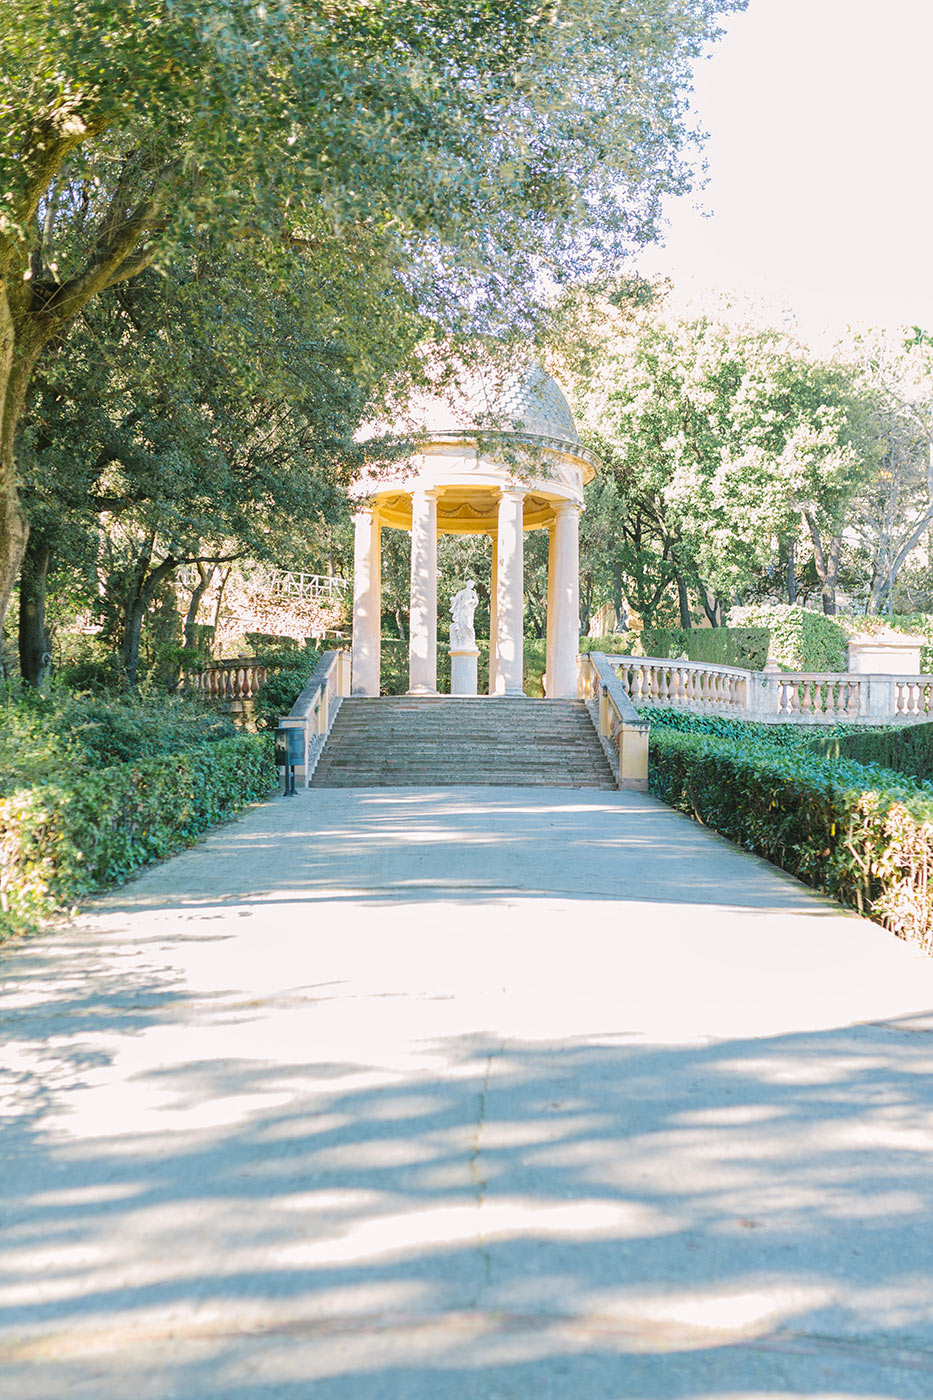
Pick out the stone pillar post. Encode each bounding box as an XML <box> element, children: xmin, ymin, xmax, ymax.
<box><xmin>488</xmin><ymin>532</ymin><xmax>498</xmax><ymax>696</ymax></box>
<box><xmin>408</xmin><ymin>487</ymin><xmax>438</xmax><ymax>695</ymax></box>
<box><xmin>351</xmin><ymin>507</ymin><xmax>381</xmax><ymax>696</ymax></box>
<box><xmin>495</xmin><ymin>488</ymin><xmax>525</xmax><ymax>696</ymax></box>
<box><xmin>545</xmin><ymin>523</ymin><xmax>557</xmax><ymax>695</ymax></box>
<box><xmin>548</xmin><ymin>501</ymin><xmax>581</xmax><ymax>699</ymax></box>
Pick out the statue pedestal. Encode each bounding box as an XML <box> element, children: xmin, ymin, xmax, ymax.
<box><xmin>450</xmin><ymin>647</ymin><xmax>479</xmax><ymax>696</ymax></box>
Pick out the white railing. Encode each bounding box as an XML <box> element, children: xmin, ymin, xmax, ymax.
<box><xmin>268</xmin><ymin>570</ymin><xmax>351</xmax><ymax>601</ymax></box>
<box><xmin>611</xmin><ymin>656</ymin><xmax>749</xmax><ymax>712</ymax></box>
<box><xmin>578</xmin><ymin>654</ymin><xmax>650</xmax><ymax>789</ymax></box>
<box><xmin>597</xmin><ymin>654</ymin><xmax>933</xmax><ymax>725</ymax></box>
<box><xmin>278</xmin><ymin>650</ymin><xmax>352</xmax><ymax>786</ymax></box>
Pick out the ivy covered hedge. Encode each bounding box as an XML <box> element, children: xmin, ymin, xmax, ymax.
<box><xmin>729</xmin><ymin>604</ymin><xmax>848</xmax><ymax>671</ymax></box>
<box><xmin>641</xmin><ymin>626</ymin><xmax>770</xmax><ymax>670</ymax></box>
<box><xmin>648</xmin><ymin>710</ymin><xmax>933</xmax><ymax>950</ymax></box>
<box><xmin>0</xmin><ymin>735</ymin><xmax>275</xmax><ymax>936</ymax></box>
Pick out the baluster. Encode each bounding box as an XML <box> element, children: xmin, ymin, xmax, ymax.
<box><xmin>649</xmin><ymin>665</ymin><xmax>660</xmax><ymax>702</ymax></box>
<box><xmin>657</xmin><ymin>667</ymin><xmax>669</xmax><ymax>703</ymax></box>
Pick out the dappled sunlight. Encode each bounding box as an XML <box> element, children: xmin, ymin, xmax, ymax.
<box><xmin>4</xmin><ymin>789</ymin><xmax>933</xmax><ymax>1395</ymax></box>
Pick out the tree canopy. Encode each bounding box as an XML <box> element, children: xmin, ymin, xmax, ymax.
<box><xmin>0</xmin><ymin>0</ymin><xmax>744</xmax><ymax>632</ymax></box>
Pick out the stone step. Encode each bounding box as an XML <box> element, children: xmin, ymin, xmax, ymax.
<box><xmin>311</xmin><ymin>696</ymin><xmax>614</xmax><ymax>789</ymax></box>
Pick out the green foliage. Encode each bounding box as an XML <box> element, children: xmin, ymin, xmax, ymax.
<box><xmin>649</xmin><ymin>723</ymin><xmax>933</xmax><ymax>951</ymax></box>
<box><xmin>730</xmin><ymin>604</ymin><xmax>848</xmax><ymax>671</ymax></box>
<box><xmin>578</xmin><ymin>299</ymin><xmax>872</xmax><ymax>624</ymax></box>
<box><xmin>641</xmin><ymin>626</ymin><xmax>770</xmax><ymax>670</ymax></box>
<box><xmin>809</xmin><ymin>723</ymin><xmax>933</xmax><ymax>783</ymax></box>
<box><xmin>584</xmin><ymin>632</ymin><xmax>640</xmax><ymax>654</ymax></box>
<box><xmin>643</xmin><ymin>707</ymin><xmax>813</xmax><ymax>746</ymax></box>
<box><xmin>0</xmin><ymin>683</ymin><xmax>236</xmax><ymax>797</ymax></box>
<box><xmin>251</xmin><ymin>643</ymin><xmax>321</xmax><ymax>729</ymax></box>
<box><xmin>0</xmin><ymin>735</ymin><xmax>274</xmax><ymax>936</ymax></box>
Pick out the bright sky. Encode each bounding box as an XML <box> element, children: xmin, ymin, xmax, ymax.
<box><xmin>635</xmin><ymin>0</ymin><xmax>933</xmax><ymax>340</ymax></box>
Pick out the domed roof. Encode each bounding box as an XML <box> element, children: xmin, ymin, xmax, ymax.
<box><xmin>387</xmin><ymin>362</ymin><xmax>582</xmax><ymax>446</ymax></box>
<box><xmin>464</xmin><ymin>363</ymin><xmax>581</xmax><ymax>444</ymax></box>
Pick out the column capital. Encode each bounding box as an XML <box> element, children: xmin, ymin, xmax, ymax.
<box><xmin>411</xmin><ymin>484</ymin><xmax>440</xmax><ymax>501</ymax></box>
<box><xmin>498</xmin><ymin>485</ymin><xmax>527</xmax><ymax>501</ymax></box>
<box><xmin>553</xmin><ymin>498</ymin><xmax>582</xmax><ymax>517</ymax></box>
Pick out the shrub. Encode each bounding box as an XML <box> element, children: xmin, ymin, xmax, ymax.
<box><xmin>809</xmin><ymin>723</ymin><xmax>933</xmax><ymax>783</ymax></box>
<box><xmin>729</xmin><ymin>604</ymin><xmax>848</xmax><ymax>671</ymax></box>
<box><xmin>0</xmin><ymin>734</ymin><xmax>275</xmax><ymax>935</ymax></box>
<box><xmin>641</xmin><ymin>627</ymin><xmax>770</xmax><ymax>670</ymax></box>
<box><xmin>649</xmin><ymin>725</ymin><xmax>933</xmax><ymax>950</ymax></box>
<box><xmin>0</xmin><ymin>684</ymin><xmax>237</xmax><ymax>797</ymax></box>
<box><xmin>252</xmin><ymin>644</ymin><xmax>321</xmax><ymax>728</ymax></box>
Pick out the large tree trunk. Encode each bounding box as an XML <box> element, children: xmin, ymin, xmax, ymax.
<box><xmin>700</xmin><ymin>585</ymin><xmax>722</xmax><ymax>627</ymax></box>
<box><xmin>783</xmin><ymin>536</ymin><xmax>797</xmax><ymax>604</ymax></box>
<box><xmin>120</xmin><ymin>546</ymin><xmax>177</xmax><ymax>686</ymax></box>
<box><xmin>804</xmin><ymin>512</ymin><xmax>841</xmax><ymax>616</ymax></box>
<box><xmin>211</xmin><ymin>565</ymin><xmax>232</xmax><ymax>641</ymax></box>
<box><xmin>182</xmin><ymin>562</ymin><xmax>214</xmax><ymax>649</ymax></box>
<box><xmin>675</xmin><ymin>573</ymin><xmax>691</xmax><ymax>629</ymax></box>
<box><xmin>0</xmin><ymin>128</ymin><xmax>164</xmax><ymax>635</ymax></box>
<box><xmin>18</xmin><ymin>532</ymin><xmax>51</xmax><ymax>686</ymax></box>
<box><xmin>0</xmin><ymin>299</ymin><xmax>36</xmax><ymax>633</ymax></box>
<box><xmin>611</xmin><ymin>561</ymin><xmax>626</xmax><ymax>631</ymax></box>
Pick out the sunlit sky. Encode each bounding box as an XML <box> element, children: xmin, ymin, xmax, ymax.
<box><xmin>635</xmin><ymin>0</ymin><xmax>933</xmax><ymax>340</ymax></box>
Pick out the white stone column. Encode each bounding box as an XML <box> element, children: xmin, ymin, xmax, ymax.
<box><xmin>351</xmin><ymin>507</ymin><xmax>381</xmax><ymax>696</ymax></box>
<box><xmin>495</xmin><ymin>488</ymin><xmax>525</xmax><ymax>696</ymax></box>
<box><xmin>488</xmin><ymin>532</ymin><xmax>498</xmax><ymax>696</ymax></box>
<box><xmin>545</xmin><ymin>523</ymin><xmax>557</xmax><ymax>695</ymax></box>
<box><xmin>408</xmin><ymin>487</ymin><xmax>438</xmax><ymax>695</ymax></box>
<box><xmin>548</xmin><ymin>501</ymin><xmax>581</xmax><ymax>699</ymax></box>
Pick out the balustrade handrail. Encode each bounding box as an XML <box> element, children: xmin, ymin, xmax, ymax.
<box><xmin>278</xmin><ymin>649</ymin><xmax>352</xmax><ymax>786</ymax></box>
<box><xmin>589</xmin><ymin>653</ymin><xmax>643</xmax><ymax>725</ymax></box>
<box><xmin>608</xmin><ymin>652</ymin><xmax>755</xmax><ymax>680</ymax></box>
<box><xmin>590</xmin><ymin>652</ymin><xmax>933</xmax><ymax>724</ymax></box>
<box><xmin>578</xmin><ymin>653</ymin><xmax>650</xmax><ymax>790</ymax></box>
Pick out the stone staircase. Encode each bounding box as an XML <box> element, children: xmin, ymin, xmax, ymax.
<box><xmin>311</xmin><ymin>697</ymin><xmax>616</xmax><ymax>788</ymax></box>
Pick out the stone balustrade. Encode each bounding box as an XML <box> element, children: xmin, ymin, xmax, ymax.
<box><xmin>578</xmin><ymin>653</ymin><xmax>650</xmax><ymax>789</ymax></box>
<box><xmin>183</xmin><ymin>660</ymin><xmax>269</xmax><ymax>701</ymax></box>
<box><xmin>277</xmin><ymin>650</ymin><xmax>352</xmax><ymax>786</ymax></box>
<box><xmin>595</xmin><ymin>653</ymin><xmax>933</xmax><ymax>725</ymax></box>
<box><xmin>610</xmin><ymin>656</ymin><xmax>749</xmax><ymax>712</ymax></box>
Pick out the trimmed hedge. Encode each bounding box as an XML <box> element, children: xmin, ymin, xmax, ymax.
<box><xmin>729</xmin><ymin>604</ymin><xmax>848</xmax><ymax>671</ymax></box>
<box><xmin>0</xmin><ymin>735</ymin><xmax>275</xmax><ymax>936</ymax></box>
<box><xmin>641</xmin><ymin>626</ymin><xmax>770</xmax><ymax>670</ymax></box>
<box><xmin>649</xmin><ymin>723</ymin><xmax>933</xmax><ymax>950</ymax></box>
<box><xmin>809</xmin><ymin>723</ymin><xmax>933</xmax><ymax>783</ymax></box>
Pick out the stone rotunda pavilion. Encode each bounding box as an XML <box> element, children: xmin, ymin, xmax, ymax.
<box><xmin>350</xmin><ymin>363</ymin><xmax>599</xmax><ymax>699</ymax></box>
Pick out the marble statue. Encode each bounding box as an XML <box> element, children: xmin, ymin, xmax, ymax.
<box><xmin>449</xmin><ymin>580</ymin><xmax>479</xmax><ymax>650</ymax></box>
